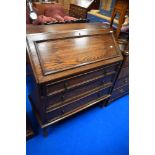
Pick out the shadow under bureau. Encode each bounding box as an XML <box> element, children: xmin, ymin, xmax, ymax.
<box><xmin>26</xmin><ymin>23</ymin><xmax>123</xmax><ymax>136</ymax></box>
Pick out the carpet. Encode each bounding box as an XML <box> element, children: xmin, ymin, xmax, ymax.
<box><xmin>26</xmin><ymin>76</ymin><xmax>129</xmax><ymax>155</ymax></box>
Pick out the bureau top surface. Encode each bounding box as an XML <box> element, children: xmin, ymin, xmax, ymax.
<box><xmin>27</xmin><ymin>24</ymin><xmax>122</xmax><ymax>84</ymax></box>
<box><xmin>26</xmin><ymin>23</ymin><xmax>111</xmax><ymax>34</ymax></box>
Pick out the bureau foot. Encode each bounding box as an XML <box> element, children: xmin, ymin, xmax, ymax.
<box><xmin>43</xmin><ymin>127</ymin><xmax>49</xmax><ymax>137</ymax></box>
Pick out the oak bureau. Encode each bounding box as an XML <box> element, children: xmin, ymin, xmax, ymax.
<box><xmin>26</xmin><ymin>23</ymin><xmax>123</xmax><ymax>136</ymax></box>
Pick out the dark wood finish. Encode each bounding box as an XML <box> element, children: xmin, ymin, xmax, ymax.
<box><xmin>108</xmin><ymin>84</ymin><xmax>129</xmax><ymax>102</ymax></box>
<box><xmin>26</xmin><ymin>23</ymin><xmax>123</xmax><ymax>135</ymax></box>
<box><xmin>26</xmin><ymin>114</ymin><xmax>34</xmax><ymax>140</ymax></box>
<box><xmin>114</xmin><ymin>76</ymin><xmax>128</xmax><ymax>88</ymax></box>
<box><xmin>27</xmin><ymin>29</ymin><xmax>121</xmax><ymax>83</ymax></box>
<box><xmin>110</xmin><ymin>0</ymin><xmax>129</xmax><ymax>39</ymax></box>
<box><xmin>108</xmin><ymin>49</ymin><xmax>129</xmax><ymax>103</ymax></box>
<box><xmin>27</xmin><ymin>23</ymin><xmax>112</xmax><ymax>34</ymax></box>
<box><xmin>69</xmin><ymin>0</ymin><xmax>100</xmax><ymax>18</ymax></box>
<box><xmin>26</xmin><ymin>23</ymin><xmax>105</xmax><ymax>76</ymax></box>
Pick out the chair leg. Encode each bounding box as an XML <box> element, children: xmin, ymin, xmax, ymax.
<box><xmin>110</xmin><ymin>9</ymin><xmax>117</xmax><ymax>27</ymax></box>
<box><xmin>116</xmin><ymin>10</ymin><xmax>127</xmax><ymax>38</ymax></box>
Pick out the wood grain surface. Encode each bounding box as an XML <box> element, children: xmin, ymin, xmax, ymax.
<box><xmin>26</xmin><ymin>23</ymin><xmax>123</xmax><ymax>131</ymax></box>
<box><xmin>27</xmin><ymin>26</ymin><xmax>122</xmax><ymax>83</ymax></box>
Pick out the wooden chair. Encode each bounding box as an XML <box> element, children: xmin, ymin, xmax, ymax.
<box><xmin>110</xmin><ymin>0</ymin><xmax>129</xmax><ymax>39</ymax></box>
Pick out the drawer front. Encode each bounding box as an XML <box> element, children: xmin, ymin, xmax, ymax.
<box><xmin>61</xmin><ymin>87</ymin><xmax>110</xmax><ymax>115</ymax></box>
<box><xmin>45</xmin><ymin>63</ymin><xmax>119</xmax><ymax>96</ymax></box>
<box><xmin>109</xmin><ymin>85</ymin><xmax>129</xmax><ymax>102</ymax></box>
<box><xmin>46</xmin><ymin>86</ymin><xmax>111</xmax><ymax>121</ymax></box>
<box><xmin>114</xmin><ymin>77</ymin><xmax>129</xmax><ymax>88</ymax></box>
<box><xmin>46</xmin><ymin>73</ymin><xmax>114</xmax><ymax>109</ymax></box>
<box><xmin>46</xmin><ymin>108</ymin><xmax>62</xmax><ymax>122</ymax></box>
<box><xmin>118</xmin><ymin>67</ymin><xmax>129</xmax><ymax>79</ymax></box>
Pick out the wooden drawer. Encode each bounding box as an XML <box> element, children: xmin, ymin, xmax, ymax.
<box><xmin>45</xmin><ymin>63</ymin><xmax>119</xmax><ymax>96</ymax></box>
<box><xmin>109</xmin><ymin>84</ymin><xmax>129</xmax><ymax>102</ymax></box>
<box><xmin>114</xmin><ymin>77</ymin><xmax>129</xmax><ymax>88</ymax></box>
<box><xmin>118</xmin><ymin>67</ymin><xmax>129</xmax><ymax>79</ymax></box>
<box><xmin>46</xmin><ymin>85</ymin><xmax>111</xmax><ymax>121</ymax></box>
<box><xmin>46</xmin><ymin>73</ymin><xmax>114</xmax><ymax>109</ymax></box>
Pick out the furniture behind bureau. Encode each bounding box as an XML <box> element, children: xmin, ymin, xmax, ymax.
<box><xmin>87</xmin><ymin>0</ymin><xmax>118</xmax><ymax>24</ymax></box>
<box><xmin>26</xmin><ymin>23</ymin><xmax>123</xmax><ymax>136</ymax></box>
<box><xmin>108</xmin><ymin>49</ymin><xmax>129</xmax><ymax>103</ymax></box>
<box><xmin>110</xmin><ymin>0</ymin><xmax>129</xmax><ymax>38</ymax></box>
<box><xmin>108</xmin><ymin>0</ymin><xmax>129</xmax><ymax>102</ymax></box>
<box><xmin>69</xmin><ymin>0</ymin><xmax>100</xmax><ymax>18</ymax></box>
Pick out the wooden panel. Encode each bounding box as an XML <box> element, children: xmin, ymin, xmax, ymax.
<box><xmin>114</xmin><ymin>76</ymin><xmax>128</xmax><ymax>88</ymax></box>
<box><xmin>109</xmin><ymin>84</ymin><xmax>129</xmax><ymax>102</ymax></box>
<box><xmin>26</xmin><ymin>23</ymin><xmax>123</xmax><ymax>132</ymax></box>
<box><xmin>30</xmin><ymin>31</ymin><xmax>118</xmax><ymax>75</ymax></box>
<box><xmin>122</xmin><ymin>54</ymin><xmax>129</xmax><ymax>68</ymax></box>
<box><xmin>27</xmin><ymin>28</ymin><xmax>122</xmax><ymax>83</ymax></box>
<box><xmin>26</xmin><ymin>23</ymin><xmax>111</xmax><ymax>34</ymax></box>
<box><xmin>108</xmin><ymin>49</ymin><xmax>129</xmax><ymax>103</ymax></box>
<box><xmin>62</xmin><ymin>86</ymin><xmax>110</xmax><ymax>113</ymax></box>
<box><xmin>45</xmin><ymin>63</ymin><xmax>118</xmax><ymax>96</ymax></box>
<box><xmin>118</xmin><ymin>67</ymin><xmax>129</xmax><ymax>79</ymax></box>
<box><xmin>46</xmin><ymin>77</ymin><xmax>113</xmax><ymax>109</ymax></box>
<box><xmin>46</xmin><ymin>85</ymin><xmax>111</xmax><ymax>122</ymax></box>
